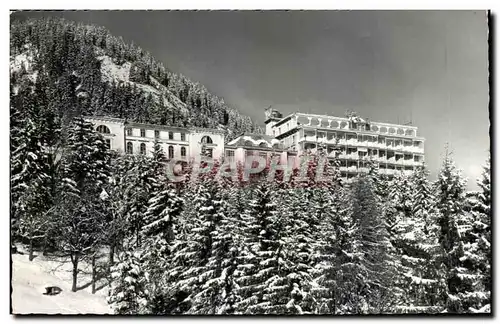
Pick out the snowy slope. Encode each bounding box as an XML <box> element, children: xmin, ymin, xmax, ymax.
<box><xmin>97</xmin><ymin>55</ymin><xmax>132</xmax><ymax>84</ymax></box>
<box><xmin>11</xmin><ymin>253</ymin><xmax>111</xmax><ymax>314</ymax></box>
<box><xmin>97</xmin><ymin>54</ymin><xmax>190</xmax><ymax>114</ymax></box>
<box><xmin>10</xmin><ymin>45</ymin><xmax>39</xmax><ymax>94</ymax></box>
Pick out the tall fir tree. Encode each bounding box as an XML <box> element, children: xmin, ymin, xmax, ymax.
<box><xmin>434</xmin><ymin>149</ymin><xmax>486</xmax><ymax>313</ymax></box>
<box><xmin>53</xmin><ymin>116</ymin><xmax>111</xmax><ymax>292</ymax></box>
<box><xmin>108</xmin><ymin>250</ymin><xmax>150</xmax><ymax>314</ymax></box>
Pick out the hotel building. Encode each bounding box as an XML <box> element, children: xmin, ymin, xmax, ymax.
<box><xmin>264</xmin><ymin>107</ymin><xmax>425</xmax><ymax>179</ymax></box>
<box><xmin>86</xmin><ymin>107</ymin><xmax>425</xmax><ymax>180</ymax></box>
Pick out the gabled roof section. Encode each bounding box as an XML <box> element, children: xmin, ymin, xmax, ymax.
<box><xmin>84</xmin><ymin>115</ymin><xmax>126</xmax><ymax>124</ymax></box>
<box><xmin>227</xmin><ymin>133</ymin><xmax>282</xmax><ymax>148</ymax></box>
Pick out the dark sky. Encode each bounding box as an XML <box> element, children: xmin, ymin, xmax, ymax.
<box><xmin>12</xmin><ymin>10</ymin><xmax>490</xmax><ymax>189</ymax></box>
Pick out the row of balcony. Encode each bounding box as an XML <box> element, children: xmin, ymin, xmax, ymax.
<box><xmin>299</xmin><ymin>136</ymin><xmax>424</xmax><ymax>153</ymax></box>
<box><xmin>320</xmin><ymin>151</ymin><xmax>423</xmax><ymax>165</ymax></box>
<box><xmin>338</xmin><ymin>166</ymin><xmax>414</xmax><ymax>176</ymax></box>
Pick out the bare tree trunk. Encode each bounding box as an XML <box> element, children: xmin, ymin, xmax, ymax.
<box><xmin>28</xmin><ymin>237</ymin><xmax>34</xmax><ymax>261</ymax></box>
<box><xmin>91</xmin><ymin>253</ymin><xmax>97</xmax><ymax>294</ymax></box>
<box><xmin>71</xmin><ymin>253</ymin><xmax>79</xmax><ymax>292</ymax></box>
<box><xmin>109</xmin><ymin>243</ymin><xmax>115</xmax><ymax>266</ymax></box>
<box><xmin>42</xmin><ymin>231</ymin><xmax>50</xmax><ymax>256</ymax></box>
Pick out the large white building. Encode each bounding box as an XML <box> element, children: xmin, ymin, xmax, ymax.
<box><xmin>263</xmin><ymin>107</ymin><xmax>425</xmax><ymax>179</ymax></box>
<box><xmin>87</xmin><ymin>108</ymin><xmax>425</xmax><ymax>180</ymax></box>
<box><xmin>85</xmin><ymin>116</ymin><xmax>225</xmax><ymax>161</ymax></box>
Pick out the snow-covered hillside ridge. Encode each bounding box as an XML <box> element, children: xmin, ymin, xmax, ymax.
<box><xmin>10</xmin><ymin>18</ymin><xmax>261</xmax><ymax>140</ymax></box>
<box><xmin>11</xmin><ymin>252</ymin><xmax>111</xmax><ymax>314</ymax></box>
<box><xmin>97</xmin><ymin>54</ymin><xmax>190</xmax><ymax>115</ymax></box>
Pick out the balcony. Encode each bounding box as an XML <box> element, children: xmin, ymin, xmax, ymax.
<box><xmin>298</xmin><ymin>134</ymin><xmax>424</xmax><ymax>155</ymax></box>
<box><xmin>338</xmin><ymin>153</ymin><xmax>359</xmax><ymax>160</ymax></box>
<box><xmin>347</xmin><ymin>165</ymin><xmax>358</xmax><ymax>172</ymax></box>
<box><xmin>379</xmin><ymin>168</ymin><xmax>396</xmax><ymax>175</ymax></box>
<box><xmin>299</xmin><ymin>136</ymin><xmax>317</xmax><ymax>143</ymax></box>
<box><xmin>385</xmin><ymin>145</ymin><xmax>424</xmax><ymax>154</ymax></box>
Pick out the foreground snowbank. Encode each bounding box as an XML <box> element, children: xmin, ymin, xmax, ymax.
<box><xmin>11</xmin><ymin>253</ymin><xmax>111</xmax><ymax>314</ymax></box>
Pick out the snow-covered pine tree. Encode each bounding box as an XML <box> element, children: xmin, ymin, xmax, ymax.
<box><xmin>385</xmin><ymin>171</ymin><xmax>413</xmax><ymax>239</ymax></box>
<box><xmin>10</xmin><ymin>84</ymin><xmax>59</xmax><ymax>249</ymax></box>
<box><xmin>318</xmin><ymin>182</ymin><xmax>363</xmax><ymax>314</ymax></box>
<box><xmin>434</xmin><ymin>149</ymin><xmax>486</xmax><ymax>313</ymax></box>
<box><xmin>108</xmin><ymin>249</ymin><xmax>150</xmax><ymax>314</ymax></box>
<box><xmin>188</xmin><ymin>175</ymin><xmax>242</xmax><ymax>314</ymax></box>
<box><xmin>384</xmin><ymin>171</ymin><xmax>415</xmax><ymax>309</ymax></box>
<box><xmin>347</xmin><ymin>176</ymin><xmax>396</xmax><ymax>314</ymax></box>
<box><xmin>465</xmin><ymin>154</ymin><xmax>491</xmax><ymax>313</ymax></box>
<box><xmin>393</xmin><ymin>165</ymin><xmax>443</xmax><ymax>314</ymax></box>
<box><xmin>310</xmin><ymin>183</ymin><xmax>350</xmax><ymax>314</ymax></box>
<box><xmin>140</xmin><ymin>182</ymin><xmax>183</xmax><ymax>312</ymax></box>
<box><xmin>150</xmin><ymin>139</ymin><xmax>167</xmax><ymax>188</ymax></box>
<box><xmin>105</xmin><ymin>154</ymin><xmax>143</xmax><ymax>266</ymax></box>
<box><xmin>166</xmin><ymin>177</ymin><xmax>226</xmax><ymax>314</ymax></box>
<box><xmin>367</xmin><ymin>159</ymin><xmax>390</xmax><ymax>207</ymax></box>
<box><xmin>475</xmin><ymin>153</ymin><xmax>491</xmax><ymax>216</ymax></box>
<box><xmin>120</xmin><ymin>154</ymin><xmax>159</xmax><ymax>248</ymax></box>
<box><xmin>309</xmin><ymin>151</ymin><xmax>343</xmax><ymax>312</ymax></box>
<box><xmin>141</xmin><ymin>183</ymin><xmax>183</xmax><ymax>259</ymax></box>
<box><xmin>52</xmin><ymin>116</ymin><xmax>111</xmax><ymax>292</ymax></box>
<box><xmin>235</xmin><ymin>181</ymin><xmax>304</xmax><ymax>315</ymax></box>
<box><xmin>16</xmin><ymin>178</ymin><xmax>52</xmax><ymax>261</ymax></box>
<box><xmin>278</xmin><ymin>187</ymin><xmax>316</xmax><ymax>314</ymax></box>
<box><xmin>11</xmin><ymin>116</ymin><xmax>51</xmax><ymax>258</ymax></box>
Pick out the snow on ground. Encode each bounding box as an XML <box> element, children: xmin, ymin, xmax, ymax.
<box><xmin>11</xmin><ymin>250</ymin><xmax>111</xmax><ymax>314</ymax></box>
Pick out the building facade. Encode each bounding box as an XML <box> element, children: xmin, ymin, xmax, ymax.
<box><xmin>225</xmin><ymin>133</ymin><xmax>293</xmax><ymax>166</ymax></box>
<box><xmin>87</xmin><ymin>108</ymin><xmax>425</xmax><ymax>180</ymax></box>
<box><xmin>264</xmin><ymin>107</ymin><xmax>425</xmax><ymax>179</ymax></box>
<box><xmin>85</xmin><ymin>116</ymin><xmax>225</xmax><ymax>161</ymax></box>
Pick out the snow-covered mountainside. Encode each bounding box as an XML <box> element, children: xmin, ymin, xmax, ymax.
<box><xmin>97</xmin><ymin>54</ymin><xmax>190</xmax><ymax>115</ymax></box>
<box><xmin>11</xmin><ymin>253</ymin><xmax>111</xmax><ymax>314</ymax></box>
<box><xmin>10</xmin><ymin>18</ymin><xmax>261</xmax><ymax>141</ymax></box>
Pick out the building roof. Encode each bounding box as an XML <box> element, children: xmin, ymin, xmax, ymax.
<box><xmin>85</xmin><ymin>115</ymin><xmax>224</xmax><ymax>135</ymax></box>
<box><xmin>84</xmin><ymin>115</ymin><xmax>126</xmax><ymax>124</ymax></box>
<box><xmin>227</xmin><ymin>133</ymin><xmax>282</xmax><ymax>148</ymax></box>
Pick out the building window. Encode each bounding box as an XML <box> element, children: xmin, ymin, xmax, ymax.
<box><xmin>181</xmin><ymin>147</ymin><xmax>186</xmax><ymax>157</ymax></box>
<box><xmin>169</xmin><ymin>132</ymin><xmax>174</xmax><ymax>140</ymax></box>
<box><xmin>126</xmin><ymin>128</ymin><xmax>132</xmax><ymax>136</ymax></box>
<box><xmin>181</xmin><ymin>133</ymin><xmax>186</xmax><ymax>141</ymax></box>
<box><xmin>140</xmin><ymin>143</ymin><xmax>146</xmax><ymax>155</ymax></box>
<box><xmin>105</xmin><ymin>139</ymin><xmax>111</xmax><ymax>150</ymax></box>
<box><xmin>226</xmin><ymin>150</ymin><xmax>234</xmax><ymax>158</ymax></box>
<box><xmin>155</xmin><ymin>130</ymin><xmax>160</xmax><ymax>138</ymax></box>
<box><xmin>201</xmin><ymin>135</ymin><xmax>213</xmax><ymax>144</ymax></box>
<box><xmin>206</xmin><ymin>148</ymin><xmax>213</xmax><ymax>158</ymax></box>
<box><xmin>140</xmin><ymin>129</ymin><xmax>146</xmax><ymax>137</ymax></box>
<box><xmin>126</xmin><ymin>142</ymin><xmax>133</xmax><ymax>154</ymax></box>
<box><xmin>168</xmin><ymin>146</ymin><xmax>174</xmax><ymax>159</ymax></box>
<box><xmin>96</xmin><ymin>125</ymin><xmax>111</xmax><ymax>134</ymax></box>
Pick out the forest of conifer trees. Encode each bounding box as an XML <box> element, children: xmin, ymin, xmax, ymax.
<box><xmin>10</xmin><ymin>107</ymin><xmax>491</xmax><ymax>314</ymax></box>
